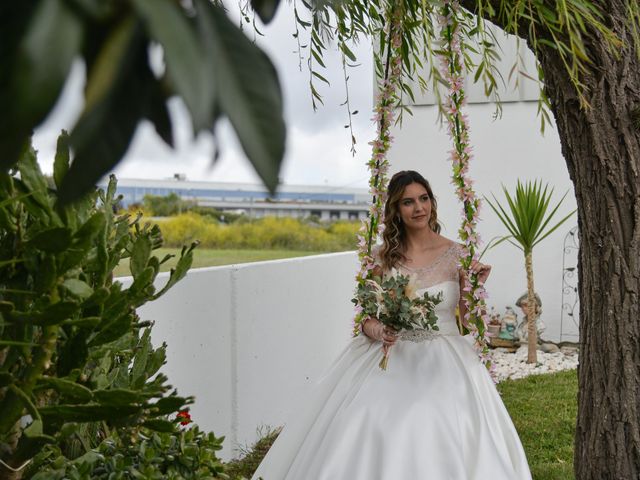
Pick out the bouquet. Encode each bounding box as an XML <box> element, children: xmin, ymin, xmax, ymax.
<box><xmin>353</xmin><ymin>270</ymin><xmax>443</xmax><ymax>370</ymax></box>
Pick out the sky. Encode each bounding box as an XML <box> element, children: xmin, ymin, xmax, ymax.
<box><xmin>33</xmin><ymin>2</ymin><xmax>376</xmax><ymax>190</ymax></box>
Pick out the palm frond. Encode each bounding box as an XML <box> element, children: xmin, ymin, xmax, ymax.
<box><xmin>487</xmin><ymin>179</ymin><xmax>575</xmax><ymax>255</ymax></box>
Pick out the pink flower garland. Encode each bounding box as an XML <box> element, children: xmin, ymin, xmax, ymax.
<box><xmin>353</xmin><ymin>5</ymin><xmax>404</xmax><ymax>336</ymax></box>
<box><xmin>438</xmin><ymin>1</ymin><xmax>495</xmax><ymax>378</ymax></box>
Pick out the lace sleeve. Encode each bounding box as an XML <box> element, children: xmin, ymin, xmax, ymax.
<box><xmin>396</xmin><ymin>243</ymin><xmax>462</xmax><ymax>290</ymax></box>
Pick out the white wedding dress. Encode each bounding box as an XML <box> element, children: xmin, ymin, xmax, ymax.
<box><xmin>252</xmin><ymin>244</ymin><xmax>532</xmax><ymax>480</ymax></box>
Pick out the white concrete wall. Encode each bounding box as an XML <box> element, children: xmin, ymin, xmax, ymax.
<box><xmin>132</xmin><ymin>252</ymin><xmax>359</xmax><ymax>459</ymax></box>
<box><xmin>389</xmin><ymin>101</ymin><xmax>579</xmax><ymax>341</ymax></box>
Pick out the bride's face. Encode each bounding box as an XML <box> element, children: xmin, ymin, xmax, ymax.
<box><xmin>398</xmin><ymin>182</ymin><xmax>431</xmax><ymax>231</ymax></box>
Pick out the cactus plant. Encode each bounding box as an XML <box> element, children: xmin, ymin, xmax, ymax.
<box><xmin>0</xmin><ymin>133</ymin><xmax>199</xmax><ymax>477</ymax></box>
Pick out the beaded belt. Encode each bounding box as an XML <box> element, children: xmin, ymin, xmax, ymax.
<box><xmin>397</xmin><ymin>329</ymin><xmax>460</xmax><ymax>342</ymax></box>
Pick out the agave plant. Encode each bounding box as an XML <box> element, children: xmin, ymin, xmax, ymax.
<box><xmin>485</xmin><ymin>180</ymin><xmax>576</xmax><ymax>364</ymax></box>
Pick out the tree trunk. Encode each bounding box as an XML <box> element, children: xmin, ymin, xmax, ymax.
<box><xmin>535</xmin><ymin>2</ymin><xmax>640</xmax><ymax>477</ymax></box>
<box><xmin>524</xmin><ymin>252</ymin><xmax>537</xmax><ymax>364</ymax></box>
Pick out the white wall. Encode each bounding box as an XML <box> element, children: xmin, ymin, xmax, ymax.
<box><xmin>134</xmin><ymin>252</ymin><xmax>359</xmax><ymax>459</ymax></box>
<box><xmin>389</xmin><ymin>101</ymin><xmax>579</xmax><ymax>341</ymax></box>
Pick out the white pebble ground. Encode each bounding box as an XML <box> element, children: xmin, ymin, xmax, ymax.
<box><xmin>492</xmin><ymin>345</ymin><xmax>578</xmax><ymax>383</ymax></box>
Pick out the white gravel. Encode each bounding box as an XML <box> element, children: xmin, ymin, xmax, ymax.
<box><xmin>492</xmin><ymin>345</ymin><xmax>578</xmax><ymax>383</ymax></box>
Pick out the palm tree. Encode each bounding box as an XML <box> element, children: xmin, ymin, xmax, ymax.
<box><xmin>485</xmin><ymin>180</ymin><xmax>576</xmax><ymax>364</ymax></box>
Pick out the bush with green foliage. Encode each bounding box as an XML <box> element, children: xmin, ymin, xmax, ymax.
<box><xmin>157</xmin><ymin>214</ymin><xmax>360</xmax><ymax>251</ymax></box>
<box><xmin>29</xmin><ymin>425</ymin><xmax>226</xmax><ymax>480</ymax></box>
<box><xmin>0</xmin><ymin>135</ymin><xmax>220</xmax><ymax>478</ymax></box>
<box><xmin>143</xmin><ymin>193</ymin><xmax>196</xmax><ymax>217</ymax></box>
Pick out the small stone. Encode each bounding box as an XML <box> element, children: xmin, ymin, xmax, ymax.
<box><xmin>560</xmin><ymin>346</ymin><xmax>578</xmax><ymax>355</ymax></box>
<box><xmin>540</xmin><ymin>343</ymin><xmax>560</xmax><ymax>353</ymax></box>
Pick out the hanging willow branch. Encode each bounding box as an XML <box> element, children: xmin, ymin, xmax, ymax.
<box><xmin>352</xmin><ymin>3</ymin><xmax>404</xmax><ymax>336</ymax></box>
<box><xmin>438</xmin><ymin>0</ymin><xmax>494</xmax><ymax>376</ymax></box>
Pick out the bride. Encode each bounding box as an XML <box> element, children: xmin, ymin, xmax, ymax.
<box><xmin>252</xmin><ymin>170</ymin><xmax>532</xmax><ymax>480</ymax></box>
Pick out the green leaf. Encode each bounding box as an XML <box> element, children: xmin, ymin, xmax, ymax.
<box><xmin>251</xmin><ymin>0</ymin><xmax>282</xmax><ymax>24</ymax></box>
<box><xmin>9</xmin><ymin>384</ymin><xmax>41</xmax><ymax>420</ymax></box>
<box><xmin>199</xmin><ymin>1</ymin><xmax>285</xmax><ymax>193</ymax></box>
<box><xmin>88</xmin><ymin>313</ymin><xmax>133</xmax><ymax>347</ymax></box>
<box><xmin>8</xmin><ymin>301</ymin><xmax>79</xmax><ymax>326</ymax></box>
<box><xmin>152</xmin><ymin>395</ymin><xmax>190</xmax><ymax>415</ymax></box>
<box><xmin>53</xmin><ymin>130</ymin><xmax>71</xmax><ymax>190</ymax></box>
<box><xmin>28</xmin><ymin>227</ymin><xmax>72</xmax><ymax>253</ymax></box>
<box><xmin>131</xmin><ymin>329</ymin><xmax>152</xmax><ymax>388</ymax></box>
<box><xmin>152</xmin><ymin>242</ymin><xmax>196</xmax><ymax>299</ymax></box>
<box><xmin>17</xmin><ymin>146</ymin><xmax>52</xmax><ymax>215</ymax></box>
<box><xmin>37</xmin><ymin>377</ymin><xmax>93</xmax><ymax>403</ymax></box>
<box><xmin>144</xmin><ymin>80</ymin><xmax>174</xmax><ymax>148</ymax></box>
<box><xmin>0</xmin><ymin>372</ymin><xmax>14</xmax><ymax>388</ymax></box>
<box><xmin>39</xmin><ymin>403</ymin><xmax>142</xmax><ymax>422</ymax></box>
<box><xmin>73</xmin><ymin>212</ymin><xmax>107</xmax><ymax>250</ymax></box>
<box><xmin>143</xmin><ymin>419</ymin><xmax>177</xmax><ymax>433</ymax></box>
<box><xmin>23</xmin><ymin>419</ymin><xmax>43</xmax><ymax>437</ymax></box>
<box><xmin>11</xmin><ymin>0</ymin><xmax>83</xmax><ymax>134</ymax></box>
<box><xmin>93</xmin><ymin>388</ymin><xmax>146</xmax><ymax>406</ymax></box>
<box><xmin>60</xmin><ymin>20</ymin><xmax>150</xmax><ymax>204</ymax></box>
<box><xmin>131</xmin><ymin>0</ymin><xmax>213</xmax><ymax>131</ymax></box>
<box><xmin>62</xmin><ymin>279</ymin><xmax>94</xmax><ymax>300</ymax></box>
<box><xmin>130</xmin><ymin>235</ymin><xmax>152</xmax><ymax>279</ymax></box>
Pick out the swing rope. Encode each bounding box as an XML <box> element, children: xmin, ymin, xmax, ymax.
<box><xmin>353</xmin><ymin>3</ymin><xmax>404</xmax><ymax>336</ymax></box>
<box><xmin>438</xmin><ymin>0</ymin><xmax>493</xmax><ymax>375</ymax></box>
<box><xmin>353</xmin><ymin>0</ymin><xmax>493</xmax><ymax>377</ymax></box>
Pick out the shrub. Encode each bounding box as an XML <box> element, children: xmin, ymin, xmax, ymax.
<box><xmin>29</xmin><ymin>426</ymin><xmax>226</xmax><ymax>480</ymax></box>
<box><xmin>156</xmin><ymin>214</ymin><xmax>360</xmax><ymax>251</ymax></box>
<box><xmin>0</xmin><ymin>135</ymin><xmax>227</xmax><ymax>478</ymax></box>
<box><xmin>224</xmin><ymin>427</ymin><xmax>281</xmax><ymax>480</ymax></box>
<box><xmin>143</xmin><ymin>193</ymin><xmax>196</xmax><ymax>217</ymax></box>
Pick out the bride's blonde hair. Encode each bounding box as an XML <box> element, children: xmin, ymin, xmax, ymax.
<box><xmin>379</xmin><ymin>171</ymin><xmax>441</xmax><ymax>271</ymax></box>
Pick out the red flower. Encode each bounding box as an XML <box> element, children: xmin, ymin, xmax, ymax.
<box><xmin>176</xmin><ymin>410</ymin><xmax>192</xmax><ymax>426</ymax></box>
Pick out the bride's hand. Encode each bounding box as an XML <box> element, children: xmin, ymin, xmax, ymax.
<box><xmin>362</xmin><ymin>317</ymin><xmax>398</xmax><ymax>346</ymax></box>
<box><xmin>469</xmin><ymin>260</ymin><xmax>492</xmax><ymax>285</ymax></box>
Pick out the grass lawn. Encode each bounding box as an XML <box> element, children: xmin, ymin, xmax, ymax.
<box><xmin>113</xmin><ymin>248</ymin><xmax>326</xmax><ymax>277</ymax></box>
<box><xmin>227</xmin><ymin>370</ymin><xmax>578</xmax><ymax>480</ymax></box>
<box><xmin>498</xmin><ymin>369</ymin><xmax>578</xmax><ymax>480</ymax></box>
